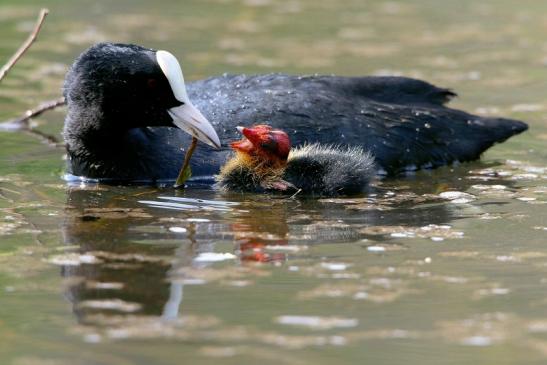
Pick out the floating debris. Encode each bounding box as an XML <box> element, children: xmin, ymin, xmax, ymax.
<box><xmin>511</xmin><ymin>103</ymin><xmax>544</xmax><ymax>112</ymax></box>
<box><xmin>439</xmin><ymin>191</ymin><xmax>476</xmax><ymax>204</ymax></box>
<box><xmin>264</xmin><ymin>245</ymin><xmax>308</xmax><ymax>252</ymax></box>
<box><xmin>477</xmin><ymin>213</ymin><xmax>503</xmax><ymax>220</ymax></box>
<box><xmin>436</xmin><ymin>312</ymin><xmax>515</xmax><ymax>347</ymax></box>
<box><xmin>299</xmin><ymin>280</ymin><xmax>413</xmax><ymax>303</ymax></box>
<box><xmin>85</xmin><ymin>281</ymin><xmax>124</xmax><ymax>290</ymax></box>
<box><xmin>83</xmin><ymin>333</ymin><xmax>102</xmax><ymax>344</ymax></box>
<box><xmin>471</xmin><ymin>184</ymin><xmax>507</xmax><ymax>191</ymax></box>
<box><xmin>79</xmin><ymin>207</ymin><xmax>152</xmax><ymax>220</ymax></box>
<box><xmin>367</xmin><ymin>245</ymin><xmax>386</xmax><ymax>252</ymax></box>
<box><xmin>170</xmin><ymin>266</ymin><xmax>270</xmax><ymax>285</ymax></box>
<box><xmin>473</xmin><ymin>287</ymin><xmax>510</xmax><ymax>299</ymax></box>
<box><xmin>438</xmin><ymin>251</ymin><xmax>480</xmax><ymax>258</ymax></box>
<box><xmin>87</xmin><ymin>251</ymin><xmax>171</xmax><ymax>264</ymax></box>
<box><xmin>47</xmin><ymin>253</ymin><xmax>102</xmax><ymax>266</ymax></box>
<box><xmin>187</xmin><ymin>218</ymin><xmax>211</xmax><ymax>222</ymax></box>
<box><xmin>461</xmin><ymin>335</ymin><xmax>493</xmax><ymax>346</ymax></box>
<box><xmin>227</xmin><ymin>280</ymin><xmax>252</xmax><ymax>287</ymax></box>
<box><xmin>140</xmin><ymin>196</ymin><xmax>241</xmax><ymax>212</ymax></box>
<box><xmin>77</xmin><ymin>299</ymin><xmax>142</xmax><ymax>313</ymax></box>
<box><xmin>168</xmin><ymin>226</ymin><xmax>187</xmax><ymax>233</ymax></box>
<box><xmin>360</xmin><ymin>224</ymin><xmax>463</xmax><ymax>240</ymax></box>
<box><xmin>338</xmin><ymin>191</ymin><xmax>442</xmax><ymax>211</ymax></box>
<box><xmin>276</xmin><ymin>315</ymin><xmax>359</xmax><ymax>330</ymax></box>
<box><xmin>468</xmin><ymin>162</ymin><xmax>547</xmax><ymax>183</ymax></box>
<box><xmin>199</xmin><ymin>346</ymin><xmax>237</xmax><ymax>358</ymax></box>
<box><xmin>71</xmin><ymin>312</ymin><xmax>352</xmax><ymax>349</ymax></box>
<box><xmin>158</xmin><ymin>196</ymin><xmax>239</xmax><ymax>206</ymax></box>
<box><xmin>495</xmin><ymin>255</ymin><xmax>519</xmax><ymax>263</ymax></box>
<box><xmin>527</xmin><ymin>321</ymin><xmax>547</xmax><ymax>333</ymax></box>
<box><xmin>138</xmin><ymin>200</ymin><xmax>200</xmax><ymax>211</ymax></box>
<box><xmin>320</xmin><ymin>262</ymin><xmax>351</xmax><ymax>271</ymax></box>
<box><xmin>194</xmin><ymin>252</ymin><xmax>237</xmax><ymax>263</ymax></box>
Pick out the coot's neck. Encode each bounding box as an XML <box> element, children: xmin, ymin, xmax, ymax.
<box><xmin>63</xmin><ymin>105</ymin><xmax>135</xmax><ymax>178</ymax></box>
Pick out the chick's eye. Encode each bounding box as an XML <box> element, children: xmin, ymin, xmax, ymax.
<box><xmin>260</xmin><ymin>140</ymin><xmax>277</xmax><ymax>152</ymax></box>
<box><xmin>147</xmin><ymin>78</ymin><xmax>158</xmax><ymax>88</ymax></box>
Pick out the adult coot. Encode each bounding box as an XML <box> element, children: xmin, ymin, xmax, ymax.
<box><xmin>63</xmin><ymin>42</ymin><xmax>528</xmax><ymax>183</ymax></box>
<box><xmin>217</xmin><ymin>125</ymin><xmax>375</xmax><ymax>196</ymax></box>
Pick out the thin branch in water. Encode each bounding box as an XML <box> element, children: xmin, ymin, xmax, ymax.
<box><xmin>174</xmin><ymin>136</ymin><xmax>198</xmax><ymax>188</ymax></box>
<box><xmin>4</xmin><ymin>96</ymin><xmax>66</xmax><ymax>126</ymax></box>
<box><xmin>0</xmin><ymin>8</ymin><xmax>61</xmax><ymax>147</ymax></box>
<box><xmin>22</xmin><ymin>127</ymin><xmax>63</xmax><ymax>148</ymax></box>
<box><xmin>0</xmin><ymin>97</ymin><xmax>66</xmax><ymax>147</ymax></box>
<box><xmin>0</xmin><ymin>8</ymin><xmax>49</xmax><ymax>82</ymax></box>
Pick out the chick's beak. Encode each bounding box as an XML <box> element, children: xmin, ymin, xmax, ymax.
<box><xmin>230</xmin><ymin>126</ymin><xmax>254</xmax><ymax>153</ymax></box>
<box><xmin>237</xmin><ymin>126</ymin><xmax>263</xmax><ymax>145</ymax></box>
<box><xmin>168</xmin><ymin>103</ymin><xmax>221</xmax><ymax>149</ymax></box>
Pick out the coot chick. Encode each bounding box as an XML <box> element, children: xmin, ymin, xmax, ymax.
<box><xmin>217</xmin><ymin>125</ymin><xmax>375</xmax><ymax>196</ymax></box>
<box><xmin>63</xmin><ymin>43</ymin><xmax>528</xmax><ymax>182</ymax></box>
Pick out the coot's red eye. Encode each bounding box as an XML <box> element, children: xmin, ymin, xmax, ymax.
<box><xmin>147</xmin><ymin>78</ymin><xmax>157</xmax><ymax>88</ymax></box>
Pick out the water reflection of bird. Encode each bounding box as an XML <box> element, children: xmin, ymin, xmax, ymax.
<box><xmin>61</xmin><ymin>172</ymin><xmax>515</xmax><ymax>324</ymax></box>
<box><xmin>63</xmin><ymin>43</ymin><xmax>527</xmax><ymax>183</ymax></box>
<box><xmin>217</xmin><ymin>125</ymin><xmax>375</xmax><ymax>196</ymax></box>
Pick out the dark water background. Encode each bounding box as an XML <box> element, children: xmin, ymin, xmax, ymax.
<box><xmin>1</xmin><ymin>1</ymin><xmax>547</xmax><ymax>364</ymax></box>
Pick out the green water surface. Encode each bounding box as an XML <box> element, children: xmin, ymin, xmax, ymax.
<box><xmin>1</xmin><ymin>1</ymin><xmax>547</xmax><ymax>364</ymax></box>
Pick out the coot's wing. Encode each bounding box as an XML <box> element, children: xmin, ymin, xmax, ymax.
<box><xmin>188</xmin><ymin>74</ymin><xmax>527</xmax><ymax>174</ymax></box>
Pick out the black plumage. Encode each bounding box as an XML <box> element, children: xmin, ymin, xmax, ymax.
<box><xmin>284</xmin><ymin>144</ymin><xmax>375</xmax><ymax>196</ymax></box>
<box><xmin>63</xmin><ymin>43</ymin><xmax>528</xmax><ymax>183</ymax></box>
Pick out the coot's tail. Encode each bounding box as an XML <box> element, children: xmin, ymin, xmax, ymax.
<box><xmin>482</xmin><ymin>117</ymin><xmax>528</xmax><ymax>142</ymax></box>
<box><xmin>371</xmin><ymin>111</ymin><xmax>528</xmax><ymax>175</ymax></box>
<box><xmin>442</xmin><ymin>115</ymin><xmax>528</xmax><ymax>167</ymax></box>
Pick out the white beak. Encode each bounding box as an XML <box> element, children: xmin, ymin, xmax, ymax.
<box><xmin>168</xmin><ymin>102</ymin><xmax>221</xmax><ymax>148</ymax></box>
<box><xmin>156</xmin><ymin>50</ymin><xmax>221</xmax><ymax>149</ymax></box>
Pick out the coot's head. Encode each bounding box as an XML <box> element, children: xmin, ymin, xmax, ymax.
<box><xmin>230</xmin><ymin>124</ymin><xmax>291</xmax><ymax>167</ymax></box>
<box><xmin>64</xmin><ymin>42</ymin><xmax>220</xmax><ymax>148</ymax></box>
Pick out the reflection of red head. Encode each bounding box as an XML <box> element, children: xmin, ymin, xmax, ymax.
<box><xmin>239</xmin><ymin>239</ymin><xmax>287</xmax><ymax>263</ymax></box>
<box><xmin>230</xmin><ymin>125</ymin><xmax>291</xmax><ymax>166</ymax></box>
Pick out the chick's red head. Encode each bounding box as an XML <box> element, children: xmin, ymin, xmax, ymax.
<box><xmin>230</xmin><ymin>124</ymin><xmax>291</xmax><ymax>165</ymax></box>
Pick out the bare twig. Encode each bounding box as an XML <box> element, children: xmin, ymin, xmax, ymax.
<box><xmin>22</xmin><ymin>127</ymin><xmax>63</xmax><ymax>147</ymax></box>
<box><xmin>0</xmin><ymin>96</ymin><xmax>66</xmax><ymax>147</ymax></box>
<box><xmin>0</xmin><ymin>8</ymin><xmax>49</xmax><ymax>82</ymax></box>
<box><xmin>0</xmin><ymin>8</ymin><xmax>62</xmax><ymax>147</ymax></box>
<box><xmin>174</xmin><ymin>136</ymin><xmax>198</xmax><ymax>188</ymax></box>
<box><xmin>4</xmin><ymin>96</ymin><xmax>65</xmax><ymax>126</ymax></box>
